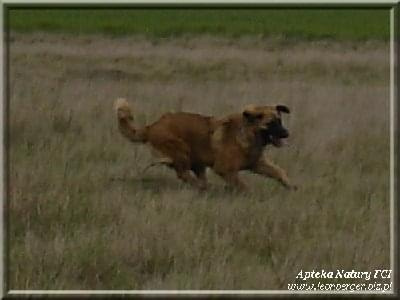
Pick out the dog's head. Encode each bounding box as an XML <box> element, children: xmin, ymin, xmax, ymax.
<box><xmin>242</xmin><ymin>104</ymin><xmax>290</xmax><ymax>147</ymax></box>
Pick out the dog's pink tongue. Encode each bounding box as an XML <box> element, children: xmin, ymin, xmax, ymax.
<box><xmin>272</xmin><ymin>138</ymin><xmax>282</xmax><ymax>147</ymax></box>
<box><xmin>276</xmin><ymin>138</ymin><xmax>289</xmax><ymax>147</ymax></box>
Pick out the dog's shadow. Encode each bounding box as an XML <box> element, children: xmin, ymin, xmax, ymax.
<box><xmin>110</xmin><ymin>174</ymin><xmax>182</xmax><ymax>193</ymax></box>
<box><xmin>109</xmin><ymin>174</ymin><xmax>240</xmax><ymax>198</ymax></box>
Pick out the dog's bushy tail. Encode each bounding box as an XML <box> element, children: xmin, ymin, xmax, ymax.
<box><xmin>114</xmin><ymin>98</ymin><xmax>147</xmax><ymax>143</ymax></box>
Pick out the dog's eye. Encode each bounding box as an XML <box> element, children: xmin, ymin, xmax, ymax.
<box><xmin>243</xmin><ymin>111</ymin><xmax>263</xmax><ymax>122</ymax></box>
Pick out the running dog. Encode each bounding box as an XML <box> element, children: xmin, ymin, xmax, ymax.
<box><xmin>115</xmin><ymin>98</ymin><xmax>295</xmax><ymax>190</ymax></box>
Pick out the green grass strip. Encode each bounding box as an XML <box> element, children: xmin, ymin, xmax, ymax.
<box><xmin>9</xmin><ymin>8</ymin><xmax>389</xmax><ymax>41</ymax></box>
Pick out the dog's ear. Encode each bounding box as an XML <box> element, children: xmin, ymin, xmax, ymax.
<box><xmin>276</xmin><ymin>105</ymin><xmax>290</xmax><ymax>114</ymax></box>
<box><xmin>243</xmin><ymin>105</ymin><xmax>263</xmax><ymax>123</ymax></box>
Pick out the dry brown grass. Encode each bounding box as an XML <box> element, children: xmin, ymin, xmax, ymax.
<box><xmin>8</xmin><ymin>33</ymin><xmax>390</xmax><ymax>290</ymax></box>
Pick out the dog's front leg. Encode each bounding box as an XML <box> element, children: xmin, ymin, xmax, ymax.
<box><xmin>214</xmin><ymin>169</ymin><xmax>247</xmax><ymax>191</ymax></box>
<box><xmin>252</xmin><ymin>158</ymin><xmax>297</xmax><ymax>190</ymax></box>
<box><xmin>213</xmin><ymin>150</ymin><xmax>247</xmax><ymax>190</ymax></box>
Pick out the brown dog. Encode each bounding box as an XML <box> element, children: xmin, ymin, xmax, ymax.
<box><xmin>115</xmin><ymin>98</ymin><xmax>295</xmax><ymax>190</ymax></box>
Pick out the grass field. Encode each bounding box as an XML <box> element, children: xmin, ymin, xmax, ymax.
<box><xmin>9</xmin><ymin>8</ymin><xmax>389</xmax><ymax>41</ymax></box>
<box><xmin>7</xmin><ymin>8</ymin><xmax>391</xmax><ymax>291</ymax></box>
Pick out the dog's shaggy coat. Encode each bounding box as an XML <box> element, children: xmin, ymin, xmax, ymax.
<box><xmin>115</xmin><ymin>98</ymin><xmax>295</xmax><ymax>190</ymax></box>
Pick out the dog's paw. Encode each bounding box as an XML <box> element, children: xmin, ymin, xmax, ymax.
<box><xmin>284</xmin><ymin>182</ymin><xmax>298</xmax><ymax>191</ymax></box>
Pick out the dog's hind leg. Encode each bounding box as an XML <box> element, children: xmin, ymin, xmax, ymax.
<box><xmin>142</xmin><ymin>157</ymin><xmax>173</xmax><ymax>173</ymax></box>
<box><xmin>252</xmin><ymin>157</ymin><xmax>297</xmax><ymax>190</ymax></box>
<box><xmin>175</xmin><ymin>169</ymin><xmax>202</xmax><ymax>188</ymax></box>
<box><xmin>151</xmin><ymin>138</ymin><xmax>203</xmax><ymax>189</ymax></box>
<box><xmin>173</xmin><ymin>160</ymin><xmax>205</xmax><ymax>189</ymax></box>
<box><xmin>192</xmin><ymin>165</ymin><xmax>208</xmax><ymax>190</ymax></box>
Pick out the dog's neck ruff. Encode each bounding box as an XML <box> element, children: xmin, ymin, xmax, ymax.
<box><xmin>237</xmin><ymin>125</ymin><xmax>257</xmax><ymax>150</ymax></box>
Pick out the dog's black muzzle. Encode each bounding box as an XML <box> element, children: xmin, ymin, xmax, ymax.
<box><xmin>260</xmin><ymin>122</ymin><xmax>289</xmax><ymax>147</ymax></box>
<box><xmin>279</xmin><ymin>128</ymin><xmax>289</xmax><ymax>139</ymax></box>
